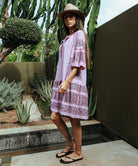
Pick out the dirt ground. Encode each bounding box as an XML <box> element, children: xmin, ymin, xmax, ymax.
<box><xmin>0</xmin><ymin>110</ymin><xmax>69</xmax><ymax>129</ymax></box>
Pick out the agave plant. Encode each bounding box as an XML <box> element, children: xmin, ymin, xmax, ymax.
<box><xmin>37</xmin><ymin>80</ymin><xmax>53</xmax><ymax>103</ymax></box>
<box><xmin>15</xmin><ymin>100</ymin><xmax>32</xmax><ymax>124</ymax></box>
<box><xmin>36</xmin><ymin>80</ymin><xmax>53</xmax><ymax>118</ymax></box>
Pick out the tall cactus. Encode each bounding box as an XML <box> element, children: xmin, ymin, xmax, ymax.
<box><xmin>87</xmin><ymin>0</ymin><xmax>101</xmax><ymax>117</ymax></box>
<box><xmin>0</xmin><ymin>0</ymin><xmax>47</xmax><ymax>21</ymax></box>
<box><xmin>0</xmin><ymin>0</ymin><xmax>8</xmax><ymax>23</ymax></box>
<box><xmin>42</xmin><ymin>0</ymin><xmax>60</xmax><ymax>71</ymax></box>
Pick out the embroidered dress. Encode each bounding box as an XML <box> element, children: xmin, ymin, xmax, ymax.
<box><xmin>51</xmin><ymin>30</ymin><xmax>88</xmax><ymax>119</ymax></box>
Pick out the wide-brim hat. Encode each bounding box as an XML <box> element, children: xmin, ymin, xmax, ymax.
<box><xmin>57</xmin><ymin>3</ymin><xmax>85</xmax><ymax>21</ymax></box>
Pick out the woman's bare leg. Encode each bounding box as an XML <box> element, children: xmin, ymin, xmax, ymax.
<box><xmin>61</xmin><ymin>118</ymin><xmax>83</xmax><ymax>162</ymax></box>
<box><xmin>51</xmin><ymin>112</ymin><xmax>74</xmax><ymax>156</ymax></box>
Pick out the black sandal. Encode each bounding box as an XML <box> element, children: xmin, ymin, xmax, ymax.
<box><xmin>56</xmin><ymin>150</ymin><xmax>73</xmax><ymax>158</ymax></box>
<box><xmin>60</xmin><ymin>156</ymin><xmax>83</xmax><ymax>164</ymax></box>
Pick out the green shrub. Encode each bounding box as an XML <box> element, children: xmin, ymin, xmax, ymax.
<box><xmin>15</xmin><ymin>100</ymin><xmax>32</xmax><ymax>124</ymax></box>
<box><xmin>0</xmin><ymin>18</ymin><xmax>42</xmax><ymax>48</ymax></box>
<box><xmin>0</xmin><ymin>77</ymin><xmax>24</xmax><ymax>112</ymax></box>
<box><xmin>7</xmin><ymin>53</ymin><xmax>18</xmax><ymax>62</ymax></box>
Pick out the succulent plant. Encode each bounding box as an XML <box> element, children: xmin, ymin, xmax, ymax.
<box><xmin>15</xmin><ymin>100</ymin><xmax>32</xmax><ymax>124</ymax></box>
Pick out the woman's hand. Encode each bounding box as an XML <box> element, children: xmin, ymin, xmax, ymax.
<box><xmin>58</xmin><ymin>68</ymin><xmax>78</xmax><ymax>94</ymax></box>
<box><xmin>58</xmin><ymin>80</ymin><xmax>69</xmax><ymax>93</ymax></box>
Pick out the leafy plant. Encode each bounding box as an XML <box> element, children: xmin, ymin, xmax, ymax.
<box><xmin>7</xmin><ymin>52</ymin><xmax>17</xmax><ymax>62</ymax></box>
<box><xmin>0</xmin><ymin>18</ymin><xmax>42</xmax><ymax>63</ymax></box>
<box><xmin>15</xmin><ymin>100</ymin><xmax>32</xmax><ymax>124</ymax></box>
<box><xmin>0</xmin><ymin>18</ymin><xmax>42</xmax><ymax>48</ymax></box>
<box><xmin>0</xmin><ymin>77</ymin><xmax>24</xmax><ymax>112</ymax></box>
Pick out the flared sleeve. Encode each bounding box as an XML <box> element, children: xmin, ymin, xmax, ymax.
<box><xmin>71</xmin><ymin>30</ymin><xmax>86</xmax><ymax>70</ymax></box>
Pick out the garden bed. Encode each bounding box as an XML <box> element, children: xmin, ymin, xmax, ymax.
<box><xmin>0</xmin><ymin>110</ymin><xmax>69</xmax><ymax>129</ymax></box>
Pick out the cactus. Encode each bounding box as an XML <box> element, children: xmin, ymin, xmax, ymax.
<box><xmin>87</xmin><ymin>0</ymin><xmax>101</xmax><ymax>117</ymax></box>
<box><xmin>16</xmin><ymin>46</ymin><xmax>23</xmax><ymax>62</ymax></box>
<box><xmin>0</xmin><ymin>0</ymin><xmax>47</xmax><ymax>21</ymax></box>
<box><xmin>0</xmin><ymin>0</ymin><xmax>8</xmax><ymax>22</ymax></box>
<box><xmin>15</xmin><ymin>100</ymin><xmax>32</xmax><ymax>124</ymax></box>
<box><xmin>43</xmin><ymin>0</ymin><xmax>59</xmax><ymax>61</ymax></box>
<box><xmin>37</xmin><ymin>80</ymin><xmax>53</xmax><ymax>103</ymax></box>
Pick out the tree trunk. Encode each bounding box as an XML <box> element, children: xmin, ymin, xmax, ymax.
<box><xmin>1</xmin><ymin>1</ymin><xmax>10</xmax><ymax>62</ymax></box>
<box><xmin>0</xmin><ymin>47</ymin><xmax>14</xmax><ymax>64</ymax></box>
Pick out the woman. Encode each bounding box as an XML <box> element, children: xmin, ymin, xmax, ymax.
<box><xmin>51</xmin><ymin>3</ymin><xmax>89</xmax><ymax>164</ymax></box>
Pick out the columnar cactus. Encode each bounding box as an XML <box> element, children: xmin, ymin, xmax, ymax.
<box><xmin>10</xmin><ymin>0</ymin><xmax>47</xmax><ymax>20</ymax></box>
<box><xmin>0</xmin><ymin>0</ymin><xmax>8</xmax><ymax>23</ymax></box>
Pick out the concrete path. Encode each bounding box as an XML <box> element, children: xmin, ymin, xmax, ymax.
<box><xmin>11</xmin><ymin>140</ymin><xmax>138</xmax><ymax>166</ymax></box>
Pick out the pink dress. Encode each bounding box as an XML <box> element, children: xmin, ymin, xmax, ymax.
<box><xmin>51</xmin><ymin>30</ymin><xmax>88</xmax><ymax>119</ymax></box>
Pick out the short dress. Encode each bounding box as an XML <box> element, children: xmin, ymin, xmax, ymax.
<box><xmin>51</xmin><ymin>30</ymin><xmax>88</xmax><ymax>120</ymax></box>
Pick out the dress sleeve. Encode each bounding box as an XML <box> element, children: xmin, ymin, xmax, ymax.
<box><xmin>71</xmin><ymin>30</ymin><xmax>86</xmax><ymax>70</ymax></box>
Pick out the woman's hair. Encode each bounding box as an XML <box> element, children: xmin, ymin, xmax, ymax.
<box><xmin>63</xmin><ymin>12</ymin><xmax>90</xmax><ymax>69</ymax></box>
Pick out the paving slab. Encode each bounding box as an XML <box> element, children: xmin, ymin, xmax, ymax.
<box><xmin>11</xmin><ymin>140</ymin><xmax>138</xmax><ymax>166</ymax></box>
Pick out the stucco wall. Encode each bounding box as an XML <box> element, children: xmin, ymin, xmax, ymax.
<box><xmin>0</xmin><ymin>62</ymin><xmax>46</xmax><ymax>93</ymax></box>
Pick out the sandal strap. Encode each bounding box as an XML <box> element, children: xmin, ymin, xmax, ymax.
<box><xmin>65</xmin><ymin>156</ymin><xmax>75</xmax><ymax>161</ymax></box>
<box><xmin>65</xmin><ymin>156</ymin><xmax>83</xmax><ymax>161</ymax></box>
<box><xmin>60</xmin><ymin>151</ymin><xmax>67</xmax><ymax>154</ymax></box>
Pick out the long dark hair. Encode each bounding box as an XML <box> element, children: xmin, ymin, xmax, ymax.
<box><xmin>63</xmin><ymin>12</ymin><xmax>90</xmax><ymax>69</ymax></box>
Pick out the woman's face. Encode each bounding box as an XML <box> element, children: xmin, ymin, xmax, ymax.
<box><xmin>63</xmin><ymin>13</ymin><xmax>76</xmax><ymax>29</ymax></box>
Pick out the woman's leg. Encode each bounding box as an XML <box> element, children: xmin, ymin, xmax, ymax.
<box><xmin>70</xmin><ymin>118</ymin><xmax>82</xmax><ymax>155</ymax></box>
<box><xmin>61</xmin><ymin>118</ymin><xmax>83</xmax><ymax>162</ymax></box>
<box><xmin>51</xmin><ymin>112</ymin><xmax>74</xmax><ymax>155</ymax></box>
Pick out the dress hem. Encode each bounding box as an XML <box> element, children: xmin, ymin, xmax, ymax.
<box><xmin>51</xmin><ymin>108</ymin><xmax>88</xmax><ymax>120</ymax></box>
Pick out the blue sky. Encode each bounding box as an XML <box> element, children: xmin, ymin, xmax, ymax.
<box><xmin>97</xmin><ymin>0</ymin><xmax>138</xmax><ymax>27</ymax></box>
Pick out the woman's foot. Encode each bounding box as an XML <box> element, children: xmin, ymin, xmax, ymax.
<box><xmin>60</xmin><ymin>151</ymin><xmax>83</xmax><ymax>163</ymax></box>
<box><xmin>56</xmin><ymin>143</ymin><xmax>75</xmax><ymax>158</ymax></box>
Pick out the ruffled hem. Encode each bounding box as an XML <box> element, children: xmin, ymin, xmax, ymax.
<box><xmin>51</xmin><ymin>81</ymin><xmax>88</xmax><ymax>120</ymax></box>
<box><xmin>51</xmin><ymin>108</ymin><xmax>88</xmax><ymax>120</ymax></box>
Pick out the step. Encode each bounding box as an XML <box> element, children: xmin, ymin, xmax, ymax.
<box><xmin>11</xmin><ymin>140</ymin><xmax>138</xmax><ymax>166</ymax></box>
<box><xmin>0</xmin><ymin>120</ymin><xmax>102</xmax><ymax>152</ymax></box>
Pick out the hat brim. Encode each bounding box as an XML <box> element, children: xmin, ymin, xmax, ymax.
<box><xmin>57</xmin><ymin>10</ymin><xmax>85</xmax><ymax>21</ymax></box>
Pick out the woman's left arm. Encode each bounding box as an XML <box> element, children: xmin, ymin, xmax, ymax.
<box><xmin>58</xmin><ymin>68</ymin><xmax>78</xmax><ymax>93</ymax></box>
